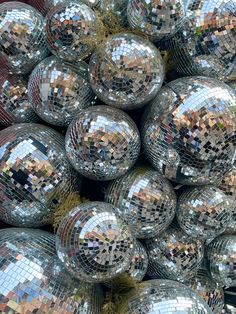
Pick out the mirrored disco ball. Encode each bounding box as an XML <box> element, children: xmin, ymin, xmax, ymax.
<box><xmin>0</xmin><ymin>2</ymin><xmax>49</xmax><ymax>75</ymax></box>
<box><xmin>0</xmin><ymin>123</ymin><xmax>80</xmax><ymax>227</ymax></box>
<box><xmin>28</xmin><ymin>56</ymin><xmax>96</xmax><ymax>127</ymax></box>
<box><xmin>207</xmin><ymin>234</ymin><xmax>236</xmax><ymax>288</ymax></box>
<box><xmin>89</xmin><ymin>33</ymin><xmax>164</xmax><ymax>110</ymax></box>
<box><xmin>65</xmin><ymin>105</ymin><xmax>141</xmax><ymax>181</ymax></box>
<box><xmin>167</xmin><ymin>0</ymin><xmax>236</xmax><ymax>81</ymax></box>
<box><xmin>185</xmin><ymin>267</ymin><xmax>224</xmax><ymax>314</ymax></box>
<box><xmin>0</xmin><ymin>228</ymin><xmax>102</xmax><ymax>314</ymax></box>
<box><xmin>45</xmin><ymin>1</ymin><xmax>98</xmax><ymax>62</ymax></box>
<box><xmin>105</xmin><ymin>167</ymin><xmax>176</xmax><ymax>239</ymax></box>
<box><xmin>177</xmin><ymin>186</ymin><xmax>231</xmax><ymax>241</ymax></box>
<box><xmin>120</xmin><ymin>279</ymin><xmax>212</xmax><ymax>313</ymax></box>
<box><xmin>146</xmin><ymin>224</ymin><xmax>204</xmax><ymax>281</ymax></box>
<box><xmin>142</xmin><ymin>76</ymin><xmax>236</xmax><ymax>185</ymax></box>
<box><xmin>219</xmin><ymin>167</ymin><xmax>236</xmax><ymax>233</ymax></box>
<box><xmin>127</xmin><ymin>239</ymin><xmax>148</xmax><ymax>282</ymax></box>
<box><xmin>127</xmin><ymin>0</ymin><xmax>186</xmax><ymax>42</ymax></box>
<box><xmin>56</xmin><ymin>201</ymin><xmax>134</xmax><ymax>283</ymax></box>
<box><xmin>0</xmin><ymin>74</ymin><xmax>38</xmax><ymax>126</ymax></box>
<box><xmin>99</xmin><ymin>0</ymin><xmax>128</xmax><ymax>25</ymax></box>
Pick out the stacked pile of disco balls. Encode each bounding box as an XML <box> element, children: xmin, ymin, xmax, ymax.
<box><xmin>0</xmin><ymin>0</ymin><xmax>236</xmax><ymax>313</ymax></box>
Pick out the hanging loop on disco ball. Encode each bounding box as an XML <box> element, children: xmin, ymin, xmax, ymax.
<box><xmin>142</xmin><ymin>76</ymin><xmax>236</xmax><ymax>185</ymax></box>
<box><xmin>56</xmin><ymin>201</ymin><xmax>134</xmax><ymax>283</ymax></box>
<box><xmin>0</xmin><ymin>2</ymin><xmax>49</xmax><ymax>75</ymax></box>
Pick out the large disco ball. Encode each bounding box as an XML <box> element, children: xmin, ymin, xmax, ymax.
<box><xmin>56</xmin><ymin>201</ymin><xmax>134</xmax><ymax>283</ymax></box>
<box><xmin>127</xmin><ymin>239</ymin><xmax>148</xmax><ymax>282</ymax></box>
<box><xmin>142</xmin><ymin>76</ymin><xmax>236</xmax><ymax>185</ymax></box>
<box><xmin>0</xmin><ymin>2</ymin><xmax>49</xmax><ymax>75</ymax></box>
<box><xmin>0</xmin><ymin>228</ymin><xmax>102</xmax><ymax>314</ymax></box>
<box><xmin>89</xmin><ymin>33</ymin><xmax>164</xmax><ymax>110</ymax></box>
<box><xmin>219</xmin><ymin>167</ymin><xmax>236</xmax><ymax>234</ymax></box>
<box><xmin>207</xmin><ymin>234</ymin><xmax>236</xmax><ymax>288</ymax></box>
<box><xmin>120</xmin><ymin>279</ymin><xmax>212</xmax><ymax>313</ymax></box>
<box><xmin>167</xmin><ymin>0</ymin><xmax>236</xmax><ymax>81</ymax></box>
<box><xmin>185</xmin><ymin>267</ymin><xmax>224</xmax><ymax>314</ymax></box>
<box><xmin>0</xmin><ymin>123</ymin><xmax>80</xmax><ymax>227</ymax></box>
<box><xmin>28</xmin><ymin>56</ymin><xmax>95</xmax><ymax>127</ymax></box>
<box><xmin>177</xmin><ymin>186</ymin><xmax>231</xmax><ymax>241</ymax></box>
<box><xmin>45</xmin><ymin>1</ymin><xmax>99</xmax><ymax>62</ymax></box>
<box><xmin>99</xmin><ymin>0</ymin><xmax>128</xmax><ymax>25</ymax></box>
<box><xmin>105</xmin><ymin>167</ymin><xmax>176</xmax><ymax>239</ymax></box>
<box><xmin>146</xmin><ymin>224</ymin><xmax>204</xmax><ymax>281</ymax></box>
<box><xmin>0</xmin><ymin>74</ymin><xmax>38</xmax><ymax>126</ymax></box>
<box><xmin>65</xmin><ymin>105</ymin><xmax>140</xmax><ymax>181</ymax></box>
<box><xmin>127</xmin><ymin>0</ymin><xmax>186</xmax><ymax>42</ymax></box>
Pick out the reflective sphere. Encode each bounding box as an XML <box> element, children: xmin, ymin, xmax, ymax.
<box><xmin>0</xmin><ymin>2</ymin><xmax>49</xmax><ymax>75</ymax></box>
<box><xmin>0</xmin><ymin>228</ymin><xmax>102</xmax><ymax>314</ymax></box>
<box><xmin>105</xmin><ymin>167</ymin><xmax>176</xmax><ymax>239</ymax></box>
<box><xmin>99</xmin><ymin>0</ymin><xmax>128</xmax><ymax>25</ymax></box>
<box><xmin>28</xmin><ymin>56</ymin><xmax>95</xmax><ymax>126</ymax></box>
<box><xmin>120</xmin><ymin>279</ymin><xmax>212</xmax><ymax>313</ymax></box>
<box><xmin>177</xmin><ymin>186</ymin><xmax>231</xmax><ymax>241</ymax></box>
<box><xmin>142</xmin><ymin>76</ymin><xmax>236</xmax><ymax>185</ymax></box>
<box><xmin>56</xmin><ymin>201</ymin><xmax>134</xmax><ymax>283</ymax></box>
<box><xmin>45</xmin><ymin>1</ymin><xmax>98</xmax><ymax>61</ymax></box>
<box><xmin>89</xmin><ymin>33</ymin><xmax>164</xmax><ymax>110</ymax></box>
<box><xmin>146</xmin><ymin>224</ymin><xmax>204</xmax><ymax>281</ymax></box>
<box><xmin>207</xmin><ymin>234</ymin><xmax>236</xmax><ymax>288</ymax></box>
<box><xmin>127</xmin><ymin>0</ymin><xmax>186</xmax><ymax>42</ymax></box>
<box><xmin>185</xmin><ymin>267</ymin><xmax>224</xmax><ymax>314</ymax></box>
<box><xmin>219</xmin><ymin>167</ymin><xmax>236</xmax><ymax>234</ymax></box>
<box><xmin>65</xmin><ymin>105</ymin><xmax>140</xmax><ymax>181</ymax></box>
<box><xmin>0</xmin><ymin>74</ymin><xmax>38</xmax><ymax>126</ymax></box>
<box><xmin>127</xmin><ymin>239</ymin><xmax>148</xmax><ymax>282</ymax></box>
<box><xmin>0</xmin><ymin>123</ymin><xmax>80</xmax><ymax>227</ymax></box>
<box><xmin>167</xmin><ymin>0</ymin><xmax>236</xmax><ymax>81</ymax></box>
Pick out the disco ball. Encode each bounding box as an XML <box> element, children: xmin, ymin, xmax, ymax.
<box><xmin>127</xmin><ymin>239</ymin><xmax>148</xmax><ymax>282</ymax></box>
<box><xmin>119</xmin><ymin>279</ymin><xmax>212</xmax><ymax>313</ymax></box>
<box><xmin>167</xmin><ymin>0</ymin><xmax>236</xmax><ymax>81</ymax></box>
<box><xmin>0</xmin><ymin>2</ymin><xmax>49</xmax><ymax>75</ymax></box>
<box><xmin>185</xmin><ymin>267</ymin><xmax>224</xmax><ymax>314</ymax></box>
<box><xmin>56</xmin><ymin>201</ymin><xmax>134</xmax><ymax>283</ymax></box>
<box><xmin>0</xmin><ymin>123</ymin><xmax>80</xmax><ymax>227</ymax></box>
<box><xmin>99</xmin><ymin>0</ymin><xmax>128</xmax><ymax>25</ymax></box>
<box><xmin>0</xmin><ymin>228</ymin><xmax>103</xmax><ymax>314</ymax></box>
<box><xmin>28</xmin><ymin>56</ymin><xmax>95</xmax><ymax>127</ymax></box>
<box><xmin>177</xmin><ymin>186</ymin><xmax>231</xmax><ymax>241</ymax></box>
<box><xmin>45</xmin><ymin>1</ymin><xmax>99</xmax><ymax>62</ymax></box>
<box><xmin>145</xmin><ymin>224</ymin><xmax>204</xmax><ymax>281</ymax></box>
<box><xmin>65</xmin><ymin>105</ymin><xmax>140</xmax><ymax>181</ymax></box>
<box><xmin>105</xmin><ymin>167</ymin><xmax>176</xmax><ymax>239</ymax></box>
<box><xmin>219</xmin><ymin>167</ymin><xmax>236</xmax><ymax>234</ymax></box>
<box><xmin>0</xmin><ymin>74</ymin><xmax>38</xmax><ymax>126</ymax></box>
<box><xmin>89</xmin><ymin>33</ymin><xmax>164</xmax><ymax>110</ymax></box>
<box><xmin>207</xmin><ymin>234</ymin><xmax>236</xmax><ymax>288</ymax></box>
<box><xmin>127</xmin><ymin>0</ymin><xmax>186</xmax><ymax>42</ymax></box>
<box><xmin>142</xmin><ymin>76</ymin><xmax>236</xmax><ymax>185</ymax></box>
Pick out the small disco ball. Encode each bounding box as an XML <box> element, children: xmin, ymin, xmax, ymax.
<box><xmin>207</xmin><ymin>234</ymin><xmax>236</xmax><ymax>288</ymax></box>
<box><xmin>56</xmin><ymin>201</ymin><xmax>134</xmax><ymax>283</ymax></box>
<box><xmin>0</xmin><ymin>228</ymin><xmax>103</xmax><ymax>314</ymax></box>
<box><xmin>0</xmin><ymin>2</ymin><xmax>49</xmax><ymax>75</ymax></box>
<box><xmin>127</xmin><ymin>0</ymin><xmax>186</xmax><ymax>42</ymax></box>
<box><xmin>127</xmin><ymin>239</ymin><xmax>148</xmax><ymax>282</ymax></box>
<box><xmin>28</xmin><ymin>56</ymin><xmax>96</xmax><ymax>127</ymax></box>
<box><xmin>219</xmin><ymin>167</ymin><xmax>236</xmax><ymax>234</ymax></box>
<box><xmin>185</xmin><ymin>267</ymin><xmax>224</xmax><ymax>314</ymax></box>
<box><xmin>65</xmin><ymin>105</ymin><xmax>141</xmax><ymax>181</ymax></box>
<box><xmin>45</xmin><ymin>1</ymin><xmax>99</xmax><ymax>62</ymax></box>
<box><xmin>167</xmin><ymin>0</ymin><xmax>236</xmax><ymax>81</ymax></box>
<box><xmin>142</xmin><ymin>76</ymin><xmax>236</xmax><ymax>185</ymax></box>
<box><xmin>120</xmin><ymin>279</ymin><xmax>212</xmax><ymax>313</ymax></box>
<box><xmin>177</xmin><ymin>186</ymin><xmax>231</xmax><ymax>241</ymax></box>
<box><xmin>105</xmin><ymin>167</ymin><xmax>176</xmax><ymax>239</ymax></box>
<box><xmin>89</xmin><ymin>33</ymin><xmax>164</xmax><ymax>110</ymax></box>
<box><xmin>146</xmin><ymin>224</ymin><xmax>204</xmax><ymax>282</ymax></box>
<box><xmin>99</xmin><ymin>0</ymin><xmax>128</xmax><ymax>25</ymax></box>
<box><xmin>0</xmin><ymin>74</ymin><xmax>38</xmax><ymax>126</ymax></box>
<box><xmin>0</xmin><ymin>123</ymin><xmax>80</xmax><ymax>227</ymax></box>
